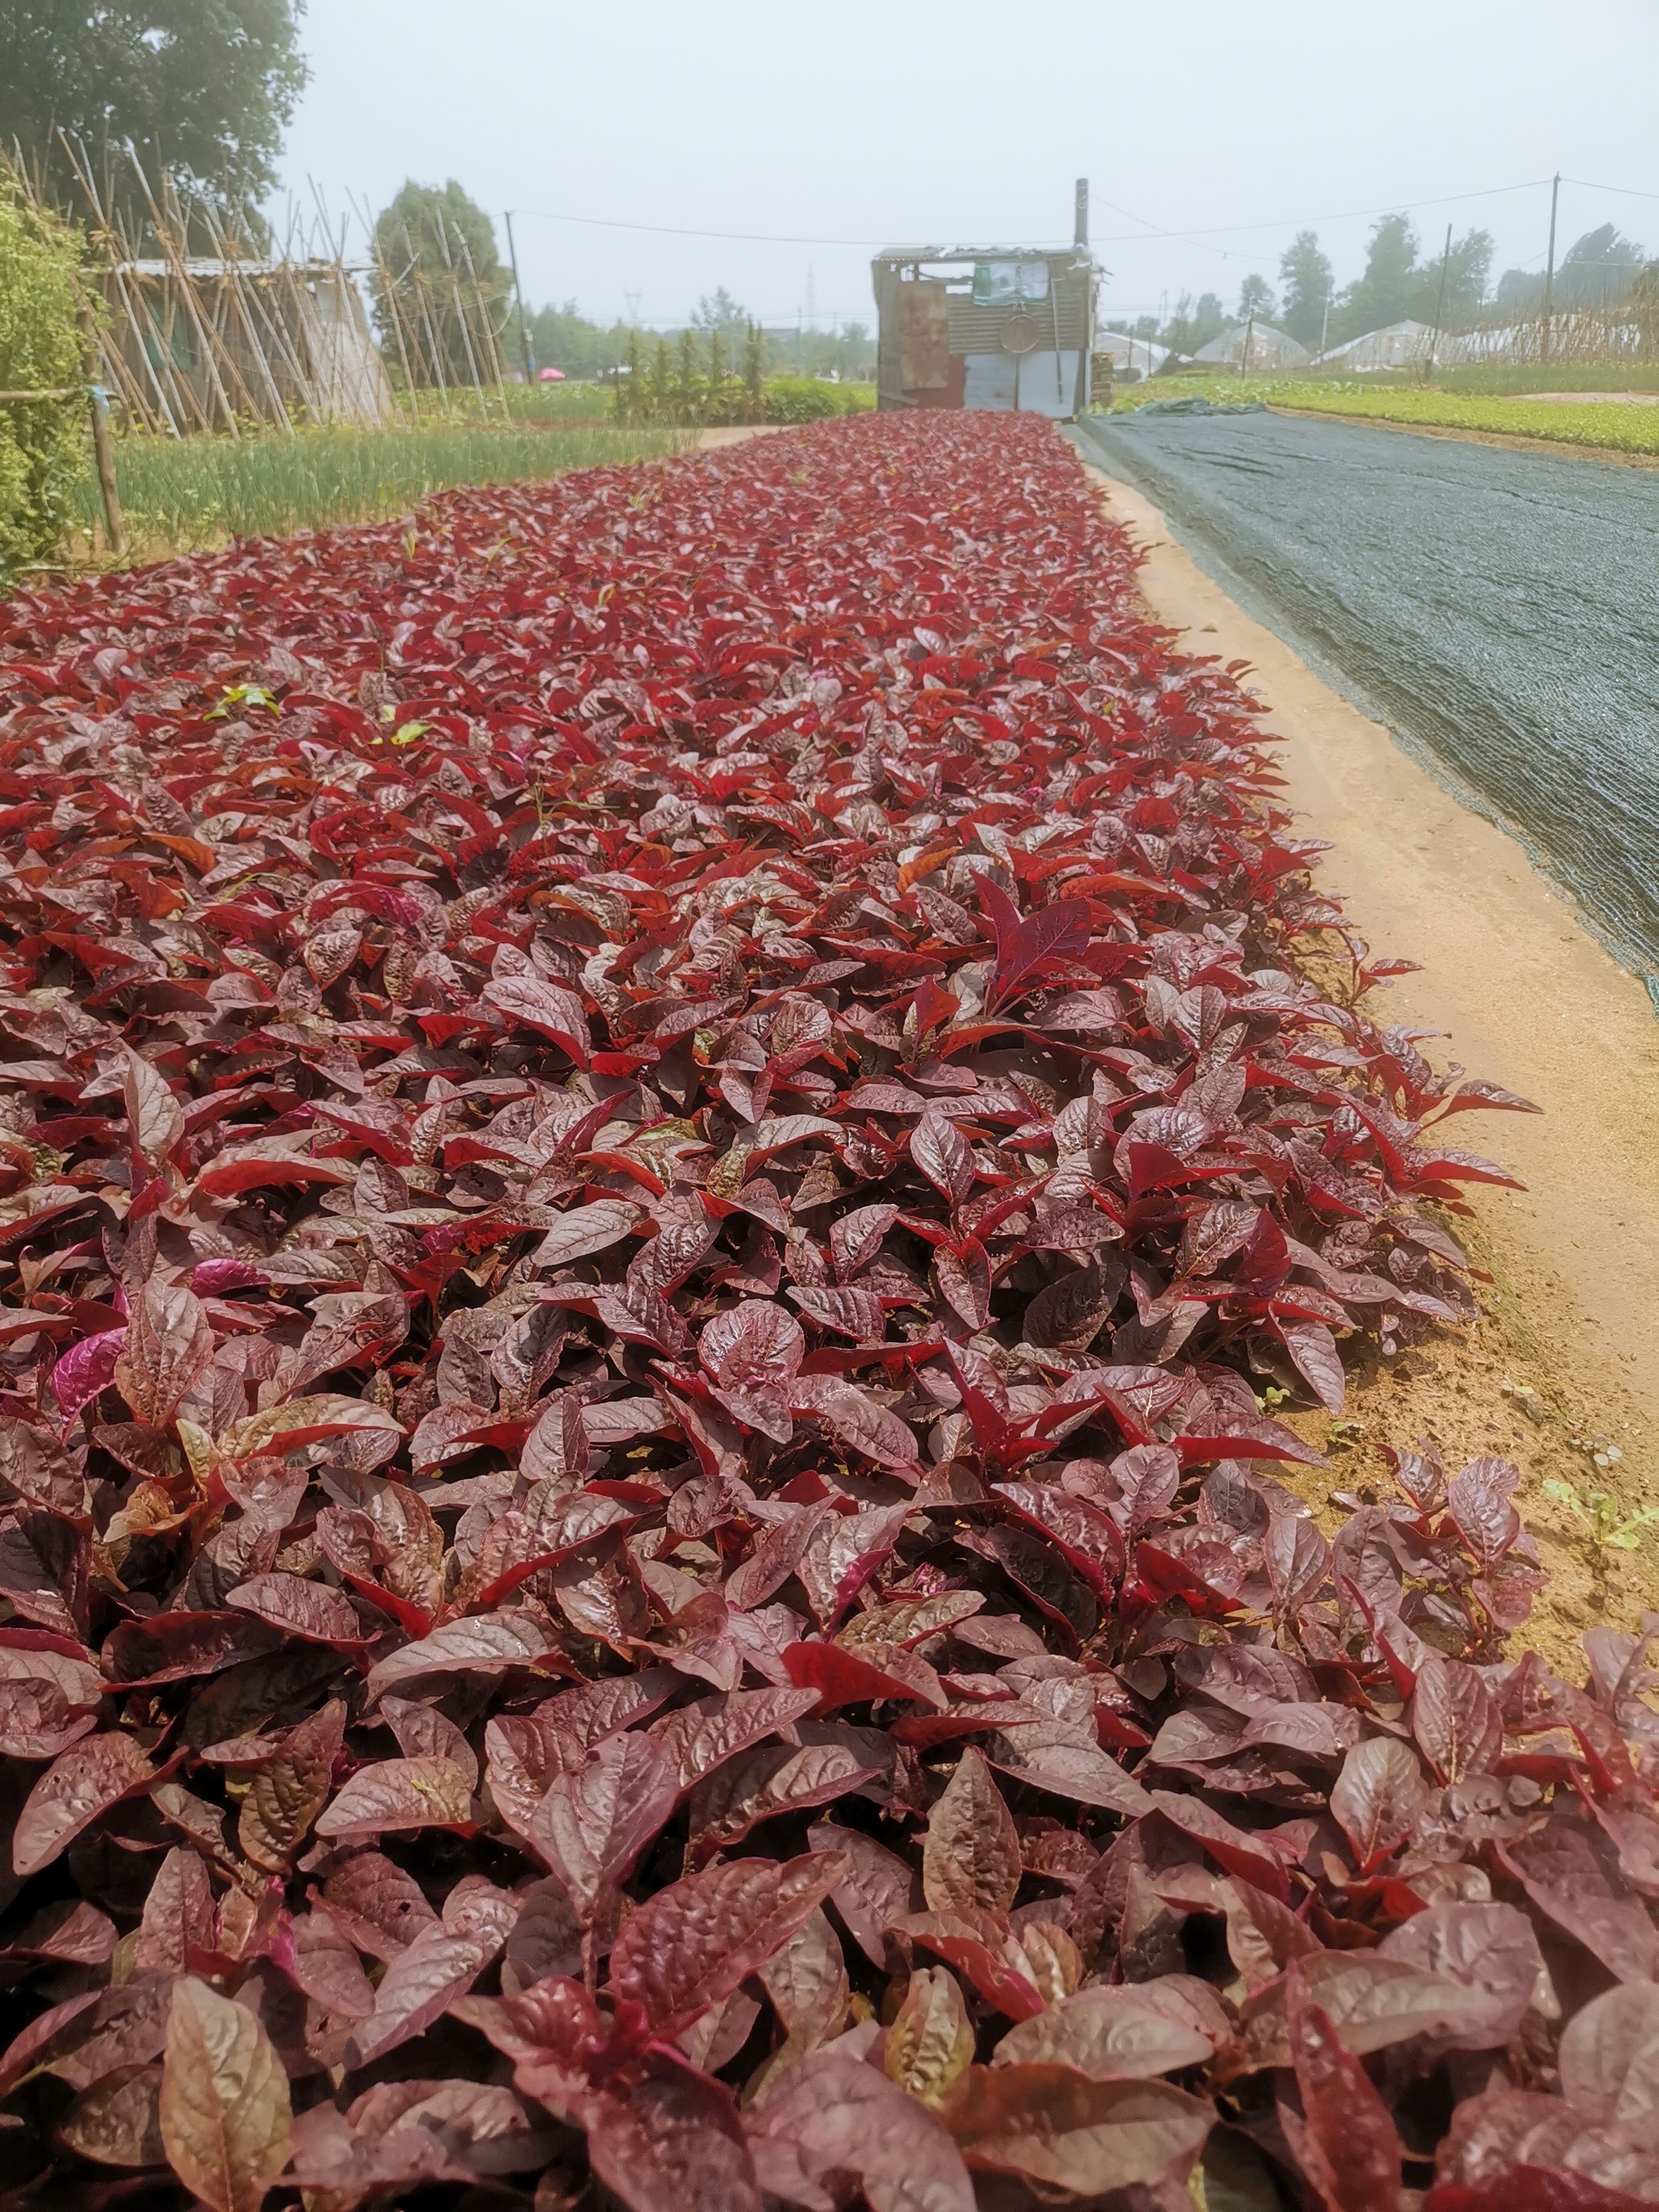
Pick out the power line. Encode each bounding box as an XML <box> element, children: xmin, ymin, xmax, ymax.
<box><xmin>1099</xmin><ymin>175</ymin><xmax>1555</xmax><ymax>244</ymax></box>
<box><xmin>1564</xmin><ymin>175</ymin><xmax>1659</xmax><ymax>204</ymax></box>
<box><xmin>511</xmin><ymin>209</ymin><xmax>905</xmax><ymax>248</ymax></box>
<box><xmin>507</xmin><ymin>173</ymin><xmax>1656</xmax><ymax>262</ymax></box>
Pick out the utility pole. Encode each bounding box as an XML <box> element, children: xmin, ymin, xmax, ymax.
<box><xmin>1541</xmin><ymin>171</ymin><xmax>1561</xmax><ymax>363</ymax></box>
<box><xmin>1319</xmin><ymin>287</ymin><xmax>1330</xmax><ymax>360</ymax></box>
<box><xmin>1427</xmin><ymin>221</ymin><xmax>1453</xmax><ymax>380</ymax></box>
<box><xmin>504</xmin><ymin>211</ymin><xmax>534</xmax><ymax>381</ymax></box>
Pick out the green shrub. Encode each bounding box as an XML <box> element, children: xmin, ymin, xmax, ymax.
<box><xmin>0</xmin><ymin>189</ymin><xmax>86</xmax><ymax>586</ymax></box>
<box><xmin>763</xmin><ymin>377</ymin><xmax>874</xmax><ymax>423</ymax></box>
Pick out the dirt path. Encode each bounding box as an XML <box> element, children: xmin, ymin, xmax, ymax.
<box><xmin>1082</xmin><ymin>461</ymin><xmax>1659</xmax><ymax>1658</ymax></box>
<box><xmin>697</xmin><ymin>426</ymin><xmax>783</xmax><ymax>451</ymax></box>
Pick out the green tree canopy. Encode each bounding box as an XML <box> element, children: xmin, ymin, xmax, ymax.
<box><xmin>527</xmin><ymin>298</ymin><xmax>632</xmax><ymax>380</ymax></box>
<box><xmin>1162</xmin><ymin>291</ymin><xmax>1225</xmax><ymax>357</ymax></box>
<box><xmin>1336</xmin><ymin>213</ymin><xmax>1420</xmax><ymax>341</ymax></box>
<box><xmin>0</xmin><ymin>0</ymin><xmax>306</xmax><ymax>212</ymax></box>
<box><xmin>1278</xmin><ymin>230</ymin><xmax>1333</xmax><ymax>349</ymax></box>
<box><xmin>1415</xmin><ymin>229</ymin><xmax>1493</xmax><ymax>328</ymax></box>
<box><xmin>1236</xmin><ymin>273</ymin><xmax>1278</xmax><ymax>323</ymax></box>
<box><xmin>1496</xmin><ymin>224</ymin><xmax>1646</xmax><ymax>313</ymax></box>
<box><xmin>689</xmin><ymin>288</ymin><xmax>751</xmax><ymax>341</ymax></box>
<box><xmin>372</xmin><ymin>179</ymin><xmax>509</xmax><ymax>389</ymax></box>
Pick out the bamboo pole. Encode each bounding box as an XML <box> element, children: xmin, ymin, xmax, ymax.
<box><xmin>125</xmin><ymin>150</ymin><xmax>240</xmax><ymax>436</ymax></box>
<box><xmin>94</xmin><ymin>265</ymin><xmax>168</xmax><ymax>433</ymax></box>
<box><xmin>130</xmin><ymin>266</ymin><xmax>212</xmax><ymax>434</ymax></box>
<box><xmin>79</xmin><ymin>306</ymin><xmax>126</xmax><ymax>555</ymax></box>
<box><xmin>434</xmin><ymin>217</ymin><xmax>491</xmax><ymax>415</ymax></box>
<box><xmin>234</xmin><ymin>242</ymin><xmax>324</xmax><ymax>424</ymax></box>
<box><xmin>346</xmin><ymin>188</ymin><xmax>415</xmax><ymax>425</ymax></box>
<box><xmin>367</xmin><ymin>226</ymin><xmax>421</xmax><ymax>423</ymax></box>
<box><xmin>195</xmin><ymin>195</ymin><xmax>293</xmax><ymax>432</ymax></box>
<box><xmin>46</xmin><ymin>133</ymin><xmax>169</xmax><ymax>433</ymax></box>
<box><xmin>455</xmin><ymin>223</ymin><xmax>512</xmax><ymax>406</ymax></box>
<box><xmin>164</xmin><ymin>179</ymin><xmax>267</xmax><ymax>429</ymax></box>
<box><xmin>402</xmin><ymin>229</ymin><xmax>454</xmax><ymax>413</ymax></box>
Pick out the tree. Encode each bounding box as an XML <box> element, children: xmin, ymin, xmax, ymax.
<box><xmin>372</xmin><ymin>180</ymin><xmax>509</xmax><ymax>390</ymax></box>
<box><xmin>616</xmin><ymin>330</ymin><xmax>643</xmax><ymax>423</ymax></box>
<box><xmin>0</xmin><ymin>0</ymin><xmax>306</xmax><ymax>212</ymax></box>
<box><xmin>1236</xmin><ymin>273</ymin><xmax>1278</xmax><ymax>323</ymax></box>
<box><xmin>689</xmin><ymin>288</ymin><xmax>749</xmax><ymax>341</ymax></box>
<box><xmin>528</xmin><ymin>299</ymin><xmax>634</xmax><ymax>380</ymax></box>
<box><xmin>1496</xmin><ymin>226</ymin><xmax>1646</xmax><ymax>313</ymax></box>
<box><xmin>1278</xmin><ymin>230</ymin><xmax>1333</xmax><ymax>349</ymax></box>
<box><xmin>0</xmin><ymin>185</ymin><xmax>88</xmax><ymax>585</ymax></box>
<box><xmin>1162</xmin><ymin>291</ymin><xmax>1225</xmax><ymax>357</ymax></box>
<box><xmin>1560</xmin><ymin>224</ymin><xmax>1645</xmax><ymax>303</ymax></box>
<box><xmin>1410</xmin><ymin>229</ymin><xmax>1493</xmax><ymax>329</ymax></box>
<box><xmin>1333</xmin><ymin>214</ymin><xmax>1419</xmax><ymax>343</ymax></box>
<box><xmin>674</xmin><ymin>329</ymin><xmax>697</xmax><ymax>421</ymax></box>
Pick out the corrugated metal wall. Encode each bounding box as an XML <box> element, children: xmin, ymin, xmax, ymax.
<box><xmin>947</xmin><ymin>298</ymin><xmax>1090</xmax><ymax>356</ymax></box>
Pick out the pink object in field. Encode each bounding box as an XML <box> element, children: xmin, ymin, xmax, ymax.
<box><xmin>536</xmin><ymin>366</ymin><xmax>567</xmax><ymax>382</ymax></box>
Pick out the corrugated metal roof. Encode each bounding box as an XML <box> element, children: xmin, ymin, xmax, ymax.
<box><xmin>873</xmin><ymin>246</ymin><xmax>1090</xmax><ymax>266</ymax></box>
<box><xmin>111</xmin><ymin>258</ymin><xmax>370</xmax><ymax>279</ymax></box>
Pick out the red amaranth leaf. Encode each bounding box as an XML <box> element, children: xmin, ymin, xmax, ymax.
<box><xmin>0</xmin><ymin>408</ymin><xmax>1586</xmax><ymax>2208</ymax></box>
<box><xmin>748</xmin><ymin>2048</ymin><xmax>974</xmax><ymax>2212</ymax></box>
<box><xmin>608</xmin><ymin>1851</ymin><xmax>850</xmax><ymax>2034</ymax></box>
<box><xmin>14</xmin><ymin>1731</ymin><xmax>158</xmax><ymax>1875</ymax></box>
<box><xmin>943</xmin><ymin>2063</ymin><xmax>1211</xmax><ymax>2194</ymax></box>
<box><xmin>1289</xmin><ymin>1970</ymin><xmax>1404</xmax><ymax>2212</ymax></box>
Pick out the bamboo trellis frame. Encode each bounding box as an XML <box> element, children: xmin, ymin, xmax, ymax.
<box><xmin>8</xmin><ymin>144</ymin><xmax>524</xmax><ymax>440</ymax></box>
<box><xmin>1437</xmin><ymin>300</ymin><xmax>1659</xmax><ymax>368</ymax></box>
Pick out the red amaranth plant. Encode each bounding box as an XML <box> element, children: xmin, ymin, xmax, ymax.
<box><xmin>0</xmin><ymin>414</ymin><xmax>1644</xmax><ymax>2212</ymax></box>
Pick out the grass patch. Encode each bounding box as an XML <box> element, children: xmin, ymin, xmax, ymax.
<box><xmin>70</xmin><ymin>420</ymin><xmax>695</xmax><ymax>554</ymax></box>
<box><xmin>441</xmin><ymin>380</ymin><xmax>620</xmax><ymax>426</ymax></box>
<box><xmin>1104</xmin><ymin>373</ymin><xmax>1659</xmax><ymax>456</ymax></box>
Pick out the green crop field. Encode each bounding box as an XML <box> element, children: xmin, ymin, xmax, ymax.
<box><xmin>1104</xmin><ymin>374</ymin><xmax>1659</xmax><ymax>457</ymax></box>
<box><xmin>69</xmin><ymin>420</ymin><xmax>696</xmax><ymax>555</ymax></box>
<box><xmin>1434</xmin><ymin>361</ymin><xmax>1659</xmax><ymax>395</ymax></box>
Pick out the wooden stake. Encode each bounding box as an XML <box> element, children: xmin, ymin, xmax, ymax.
<box><xmin>79</xmin><ymin>306</ymin><xmax>126</xmax><ymax>555</ymax></box>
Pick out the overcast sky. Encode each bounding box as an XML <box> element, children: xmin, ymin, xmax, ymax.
<box><xmin>275</xmin><ymin>0</ymin><xmax>1659</xmax><ymax>331</ymax></box>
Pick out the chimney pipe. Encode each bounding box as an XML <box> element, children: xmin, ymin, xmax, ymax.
<box><xmin>1074</xmin><ymin>178</ymin><xmax>1089</xmax><ymax>251</ymax></box>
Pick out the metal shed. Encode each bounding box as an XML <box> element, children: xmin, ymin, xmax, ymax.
<box><xmin>871</xmin><ymin>181</ymin><xmax>1098</xmax><ymax>417</ymax></box>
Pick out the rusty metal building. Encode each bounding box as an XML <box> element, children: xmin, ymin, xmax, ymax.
<box><xmin>871</xmin><ymin>180</ymin><xmax>1098</xmax><ymax>416</ymax></box>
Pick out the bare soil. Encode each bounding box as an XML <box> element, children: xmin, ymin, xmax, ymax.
<box><xmin>1084</xmin><ymin>463</ymin><xmax>1659</xmax><ymax>1662</ymax></box>
<box><xmin>696</xmin><ymin>426</ymin><xmax>783</xmax><ymax>450</ymax></box>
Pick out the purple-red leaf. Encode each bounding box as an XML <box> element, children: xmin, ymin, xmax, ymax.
<box><xmin>608</xmin><ymin>1850</ymin><xmax>850</xmax><ymax>2034</ymax></box>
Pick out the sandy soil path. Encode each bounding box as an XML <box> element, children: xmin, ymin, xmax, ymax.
<box><xmin>697</xmin><ymin>426</ymin><xmax>783</xmax><ymax>450</ymax></box>
<box><xmin>1084</xmin><ymin>461</ymin><xmax>1659</xmax><ymax>1647</ymax></box>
